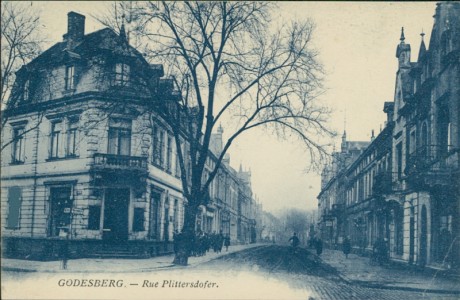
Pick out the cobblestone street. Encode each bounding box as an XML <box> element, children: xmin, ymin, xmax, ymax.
<box><xmin>3</xmin><ymin>245</ymin><xmax>459</xmax><ymax>299</ymax></box>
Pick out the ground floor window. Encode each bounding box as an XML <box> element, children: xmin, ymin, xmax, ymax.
<box><xmin>133</xmin><ymin>208</ymin><xmax>145</xmax><ymax>232</ymax></box>
<box><xmin>7</xmin><ymin>187</ymin><xmax>22</xmax><ymax>229</ymax></box>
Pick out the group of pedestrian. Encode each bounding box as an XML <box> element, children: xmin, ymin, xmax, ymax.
<box><xmin>341</xmin><ymin>236</ymin><xmax>389</xmax><ymax>265</ymax></box>
<box><xmin>173</xmin><ymin>230</ymin><xmax>231</xmax><ymax>258</ymax></box>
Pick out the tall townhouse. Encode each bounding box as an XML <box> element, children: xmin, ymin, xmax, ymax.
<box><xmin>1</xmin><ymin>12</ymin><xmax>186</xmax><ymax>259</ymax></box>
<box><xmin>317</xmin><ymin>132</ymin><xmax>369</xmax><ymax>248</ymax></box>
<box><xmin>343</xmin><ymin>113</ymin><xmax>393</xmax><ymax>254</ymax></box>
<box><xmin>318</xmin><ymin>3</ymin><xmax>459</xmax><ymax>271</ymax></box>
<box><xmin>1</xmin><ymin>11</ymin><xmax>262</xmax><ymax>259</ymax></box>
<box><xmin>388</xmin><ymin>2</ymin><xmax>459</xmax><ymax>268</ymax></box>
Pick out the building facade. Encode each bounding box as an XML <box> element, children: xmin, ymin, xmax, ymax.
<box><xmin>1</xmin><ymin>12</ymin><xmax>260</xmax><ymax>259</ymax></box>
<box><xmin>318</xmin><ymin>2</ymin><xmax>459</xmax><ymax>270</ymax></box>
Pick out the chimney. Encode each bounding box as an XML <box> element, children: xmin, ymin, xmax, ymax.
<box><xmin>63</xmin><ymin>12</ymin><xmax>85</xmax><ymax>48</ymax></box>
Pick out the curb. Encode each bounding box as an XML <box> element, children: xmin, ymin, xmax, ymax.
<box><xmin>348</xmin><ymin>279</ymin><xmax>460</xmax><ymax>295</ymax></box>
<box><xmin>2</xmin><ymin>266</ymin><xmax>37</xmax><ymax>273</ymax></box>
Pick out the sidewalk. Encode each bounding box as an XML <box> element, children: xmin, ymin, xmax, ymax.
<box><xmin>319</xmin><ymin>249</ymin><xmax>460</xmax><ymax>294</ymax></box>
<box><xmin>1</xmin><ymin>243</ymin><xmax>262</xmax><ymax>273</ymax></box>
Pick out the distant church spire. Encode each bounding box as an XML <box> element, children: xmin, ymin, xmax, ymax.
<box><xmin>120</xmin><ymin>13</ymin><xmax>127</xmax><ymax>41</ymax></box>
<box><xmin>418</xmin><ymin>30</ymin><xmax>427</xmax><ymax>61</ymax></box>
<box><xmin>400</xmin><ymin>27</ymin><xmax>405</xmax><ymax>43</ymax></box>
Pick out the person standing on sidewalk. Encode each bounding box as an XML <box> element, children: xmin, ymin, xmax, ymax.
<box><xmin>224</xmin><ymin>235</ymin><xmax>230</xmax><ymax>252</ymax></box>
<box><xmin>60</xmin><ymin>232</ymin><xmax>70</xmax><ymax>270</ymax></box>
<box><xmin>315</xmin><ymin>237</ymin><xmax>323</xmax><ymax>256</ymax></box>
<box><xmin>342</xmin><ymin>236</ymin><xmax>351</xmax><ymax>258</ymax></box>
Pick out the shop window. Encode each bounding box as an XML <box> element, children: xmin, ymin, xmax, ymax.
<box><xmin>48</xmin><ymin>187</ymin><xmax>72</xmax><ymax>237</ymax></box>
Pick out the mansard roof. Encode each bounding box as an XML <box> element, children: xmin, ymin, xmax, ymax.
<box><xmin>25</xmin><ymin>27</ymin><xmax>162</xmax><ymax>76</ymax></box>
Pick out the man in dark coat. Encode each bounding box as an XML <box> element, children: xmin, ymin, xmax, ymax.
<box><xmin>342</xmin><ymin>236</ymin><xmax>351</xmax><ymax>258</ymax></box>
<box><xmin>315</xmin><ymin>237</ymin><xmax>323</xmax><ymax>256</ymax></box>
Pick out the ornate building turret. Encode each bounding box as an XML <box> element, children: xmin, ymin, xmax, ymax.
<box><xmin>396</xmin><ymin>27</ymin><xmax>411</xmax><ymax>68</ymax></box>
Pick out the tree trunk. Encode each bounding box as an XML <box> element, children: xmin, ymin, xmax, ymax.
<box><xmin>172</xmin><ymin>199</ymin><xmax>199</xmax><ymax>266</ymax></box>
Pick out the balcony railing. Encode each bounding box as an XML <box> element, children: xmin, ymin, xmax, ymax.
<box><xmin>93</xmin><ymin>153</ymin><xmax>148</xmax><ymax>172</ymax></box>
<box><xmin>405</xmin><ymin>145</ymin><xmax>459</xmax><ymax>188</ymax></box>
<box><xmin>406</xmin><ymin>145</ymin><xmax>446</xmax><ymax>175</ymax></box>
<box><xmin>373</xmin><ymin>171</ymin><xmax>393</xmax><ymax>195</ymax></box>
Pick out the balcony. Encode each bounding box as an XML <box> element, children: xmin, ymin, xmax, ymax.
<box><xmin>405</xmin><ymin>145</ymin><xmax>459</xmax><ymax>188</ymax></box>
<box><xmin>92</xmin><ymin>153</ymin><xmax>148</xmax><ymax>173</ymax></box>
<box><xmin>373</xmin><ymin>171</ymin><xmax>393</xmax><ymax>195</ymax></box>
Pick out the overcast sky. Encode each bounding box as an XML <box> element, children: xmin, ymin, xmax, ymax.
<box><xmin>32</xmin><ymin>1</ymin><xmax>436</xmax><ymax>214</ymax></box>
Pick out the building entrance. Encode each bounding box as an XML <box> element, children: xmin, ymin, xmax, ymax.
<box><xmin>103</xmin><ymin>188</ymin><xmax>130</xmax><ymax>241</ymax></box>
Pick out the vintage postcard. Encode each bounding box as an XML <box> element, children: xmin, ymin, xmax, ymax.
<box><xmin>1</xmin><ymin>1</ymin><xmax>459</xmax><ymax>300</ymax></box>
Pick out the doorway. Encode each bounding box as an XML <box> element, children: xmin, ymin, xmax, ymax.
<box><xmin>48</xmin><ymin>187</ymin><xmax>72</xmax><ymax>237</ymax></box>
<box><xmin>103</xmin><ymin>188</ymin><xmax>130</xmax><ymax>241</ymax></box>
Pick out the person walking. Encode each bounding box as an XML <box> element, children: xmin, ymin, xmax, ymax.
<box><xmin>315</xmin><ymin>237</ymin><xmax>323</xmax><ymax>256</ymax></box>
<box><xmin>289</xmin><ymin>233</ymin><xmax>300</xmax><ymax>248</ymax></box>
<box><xmin>60</xmin><ymin>235</ymin><xmax>69</xmax><ymax>270</ymax></box>
<box><xmin>342</xmin><ymin>236</ymin><xmax>351</xmax><ymax>259</ymax></box>
<box><xmin>224</xmin><ymin>235</ymin><xmax>230</xmax><ymax>252</ymax></box>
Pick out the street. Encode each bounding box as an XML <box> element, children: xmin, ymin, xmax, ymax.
<box><xmin>2</xmin><ymin>245</ymin><xmax>458</xmax><ymax>300</ymax></box>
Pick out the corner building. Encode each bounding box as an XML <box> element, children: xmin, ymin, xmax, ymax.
<box><xmin>1</xmin><ymin>12</ymin><xmax>260</xmax><ymax>259</ymax></box>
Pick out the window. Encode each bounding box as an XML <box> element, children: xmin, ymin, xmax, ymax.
<box><xmin>67</xmin><ymin>118</ymin><xmax>79</xmax><ymax>156</ymax></box>
<box><xmin>159</xmin><ymin>130</ymin><xmax>165</xmax><ymax>166</ymax></box>
<box><xmin>50</xmin><ymin>121</ymin><xmax>63</xmax><ymax>158</ymax></box>
<box><xmin>114</xmin><ymin>63</ymin><xmax>130</xmax><ymax>86</ymax></box>
<box><xmin>88</xmin><ymin>206</ymin><xmax>101</xmax><ymax>230</ymax></box>
<box><xmin>152</xmin><ymin>126</ymin><xmax>165</xmax><ymax>167</ymax></box>
<box><xmin>133</xmin><ymin>208</ymin><xmax>145</xmax><ymax>232</ymax></box>
<box><xmin>396</xmin><ymin>142</ymin><xmax>403</xmax><ymax>179</ymax></box>
<box><xmin>108</xmin><ymin>127</ymin><xmax>131</xmax><ymax>156</ymax></box>
<box><xmin>421</xmin><ymin>122</ymin><xmax>428</xmax><ymax>151</ymax></box>
<box><xmin>65</xmin><ymin>65</ymin><xmax>75</xmax><ymax>90</ymax></box>
<box><xmin>7</xmin><ymin>187</ymin><xmax>22</xmax><ymax>228</ymax></box>
<box><xmin>447</xmin><ymin>122</ymin><xmax>452</xmax><ymax>152</ymax></box>
<box><xmin>409</xmin><ymin>130</ymin><xmax>416</xmax><ymax>154</ymax></box>
<box><xmin>438</xmin><ymin>105</ymin><xmax>450</xmax><ymax>155</ymax></box>
<box><xmin>23</xmin><ymin>80</ymin><xmax>30</xmax><ymax>101</ymax></box>
<box><xmin>175</xmin><ymin>142</ymin><xmax>182</xmax><ymax>177</ymax></box>
<box><xmin>12</xmin><ymin>127</ymin><xmax>25</xmax><ymax>163</ymax></box>
<box><xmin>173</xmin><ymin>199</ymin><xmax>179</xmax><ymax>232</ymax></box>
<box><xmin>166</xmin><ymin>136</ymin><xmax>172</xmax><ymax>172</ymax></box>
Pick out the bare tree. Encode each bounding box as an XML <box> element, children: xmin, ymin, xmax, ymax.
<box><xmin>102</xmin><ymin>1</ymin><xmax>333</xmax><ymax>265</ymax></box>
<box><xmin>281</xmin><ymin>208</ymin><xmax>309</xmax><ymax>240</ymax></box>
<box><xmin>1</xmin><ymin>2</ymin><xmax>43</xmax><ymax>150</ymax></box>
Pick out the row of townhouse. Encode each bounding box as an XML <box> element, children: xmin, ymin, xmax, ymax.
<box><xmin>1</xmin><ymin>12</ymin><xmax>260</xmax><ymax>260</ymax></box>
<box><xmin>318</xmin><ymin>2</ymin><xmax>459</xmax><ymax>270</ymax></box>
